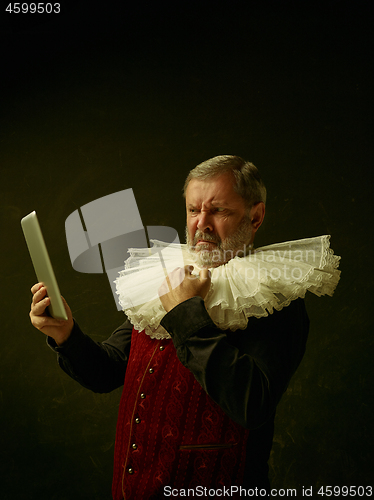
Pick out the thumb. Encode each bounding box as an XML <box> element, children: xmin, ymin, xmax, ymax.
<box><xmin>199</xmin><ymin>268</ymin><xmax>211</xmax><ymax>298</ymax></box>
<box><xmin>199</xmin><ymin>268</ymin><xmax>211</xmax><ymax>281</ymax></box>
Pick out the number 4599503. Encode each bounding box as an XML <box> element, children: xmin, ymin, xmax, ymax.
<box><xmin>318</xmin><ymin>486</ymin><xmax>372</xmax><ymax>496</ymax></box>
<box><xmin>5</xmin><ymin>3</ymin><xmax>61</xmax><ymax>14</ymax></box>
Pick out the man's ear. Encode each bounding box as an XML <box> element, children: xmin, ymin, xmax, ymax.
<box><xmin>249</xmin><ymin>202</ymin><xmax>265</xmax><ymax>235</ymax></box>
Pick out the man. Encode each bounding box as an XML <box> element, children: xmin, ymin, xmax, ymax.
<box><xmin>30</xmin><ymin>155</ymin><xmax>309</xmax><ymax>499</ymax></box>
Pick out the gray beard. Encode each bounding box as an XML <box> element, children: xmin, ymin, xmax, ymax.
<box><xmin>185</xmin><ymin>216</ymin><xmax>253</xmax><ymax>268</ymax></box>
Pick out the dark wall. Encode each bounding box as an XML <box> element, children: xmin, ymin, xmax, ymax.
<box><xmin>1</xmin><ymin>2</ymin><xmax>372</xmax><ymax>498</ymax></box>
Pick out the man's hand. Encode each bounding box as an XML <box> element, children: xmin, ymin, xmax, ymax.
<box><xmin>29</xmin><ymin>283</ymin><xmax>74</xmax><ymax>346</ymax></box>
<box><xmin>158</xmin><ymin>265</ymin><xmax>211</xmax><ymax>313</ymax></box>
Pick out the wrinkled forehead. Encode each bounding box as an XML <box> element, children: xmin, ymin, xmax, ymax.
<box><xmin>185</xmin><ymin>172</ymin><xmax>245</xmax><ymax>208</ymax></box>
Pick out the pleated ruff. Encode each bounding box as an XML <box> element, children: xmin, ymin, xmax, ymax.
<box><xmin>115</xmin><ymin>235</ymin><xmax>341</xmax><ymax>340</ymax></box>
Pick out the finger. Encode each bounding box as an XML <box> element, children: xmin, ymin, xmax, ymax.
<box><xmin>32</xmin><ymin>285</ymin><xmax>48</xmax><ymax>306</ymax></box>
<box><xmin>199</xmin><ymin>268</ymin><xmax>211</xmax><ymax>280</ymax></box>
<box><xmin>199</xmin><ymin>268</ymin><xmax>211</xmax><ymax>298</ymax></box>
<box><xmin>60</xmin><ymin>296</ymin><xmax>70</xmax><ymax>312</ymax></box>
<box><xmin>31</xmin><ymin>282</ymin><xmax>44</xmax><ymax>295</ymax></box>
<box><xmin>183</xmin><ymin>265</ymin><xmax>199</xmax><ymax>282</ymax></box>
<box><xmin>31</xmin><ymin>295</ymin><xmax>50</xmax><ymax>316</ymax></box>
<box><xmin>58</xmin><ymin>297</ymin><xmax>71</xmax><ymax>321</ymax></box>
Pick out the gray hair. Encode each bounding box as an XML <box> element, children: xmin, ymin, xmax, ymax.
<box><xmin>183</xmin><ymin>155</ymin><xmax>266</xmax><ymax>208</ymax></box>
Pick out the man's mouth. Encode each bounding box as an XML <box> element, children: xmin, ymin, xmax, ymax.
<box><xmin>195</xmin><ymin>240</ymin><xmax>218</xmax><ymax>247</ymax></box>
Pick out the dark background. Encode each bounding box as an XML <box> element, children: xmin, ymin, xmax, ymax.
<box><xmin>1</xmin><ymin>1</ymin><xmax>373</xmax><ymax>498</ymax></box>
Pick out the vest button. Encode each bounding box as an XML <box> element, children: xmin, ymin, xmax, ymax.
<box><xmin>159</xmin><ymin>345</ymin><xmax>165</xmax><ymax>351</ymax></box>
<box><xmin>149</xmin><ymin>368</ymin><xmax>154</xmax><ymax>374</ymax></box>
<box><xmin>140</xmin><ymin>393</ymin><xmax>146</xmax><ymax>399</ymax></box>
<box><xmin>135</xmin><ymin>417</ymin><xmax>141</xmax><ymax>424</ymax></box>
<box><xmin>132</xmin><ymin>443</ymin><xmax>137</xmax><ymax>450</ymax></box>
<box><xmin>128</xmin><ymin>467</ymin><xmax>134</xmax><ymax>474</ymax></box>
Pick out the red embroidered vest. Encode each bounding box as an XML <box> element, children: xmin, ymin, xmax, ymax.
<box><xmin>112</xmin><ymin>328</ymin><xmax>249</xmax><ymax>500</ymax></box>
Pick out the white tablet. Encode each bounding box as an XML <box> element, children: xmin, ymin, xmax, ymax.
<box><xmin>21</xmin><ymin>211</ymin><xmax>68</xmax><ymax>320</ymax></box>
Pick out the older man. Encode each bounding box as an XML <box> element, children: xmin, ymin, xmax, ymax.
<box><xmin>30</xmin><ymin>155</ymin><xmax>309</xmax><ymax>499</ymax></box>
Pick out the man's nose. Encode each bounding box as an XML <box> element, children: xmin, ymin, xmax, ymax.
<box><xmin>197</xmin><ymin>210</ymin><xmax>214</xmax><ymax>233</ymax></box>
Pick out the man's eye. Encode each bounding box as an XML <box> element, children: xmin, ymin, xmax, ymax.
<box><xmin>214</xmin><ymin>207</ymin><xmax>225</xmax><ymax>212</ymax></box>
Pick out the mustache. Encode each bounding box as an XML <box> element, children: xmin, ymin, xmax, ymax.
<box><xmin>193</xmin><ymin>230</ymin><xmax>221</xmax><ymax>246</ymax></box>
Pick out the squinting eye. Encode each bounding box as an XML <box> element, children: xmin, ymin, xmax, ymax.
<box><xmin>214</xmin><ymin>207</ymin><xmax>225</xmax><ymax>212</ymax></box>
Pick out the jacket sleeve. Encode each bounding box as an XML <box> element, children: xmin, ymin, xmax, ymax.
<box><xmin>46</xmin><ymin>319</ymin><xmax>132</xmax><ymax>393</ymax></box>
<box><xmin>161</xmin><ymin>296</ymin><xmax>309</xmax><ymax>429</ymax></box>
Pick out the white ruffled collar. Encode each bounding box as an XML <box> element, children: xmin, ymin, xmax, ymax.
<box><xmin>115</xmin><ymin>235</ymin><xmax>341</xmax><ymax>339</ymax></box>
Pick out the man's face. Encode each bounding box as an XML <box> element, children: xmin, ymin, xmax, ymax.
<box><xmin>185</xmin><ymin>172</ymin><xmax>253</xmax><ymax>268</ymax></box>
